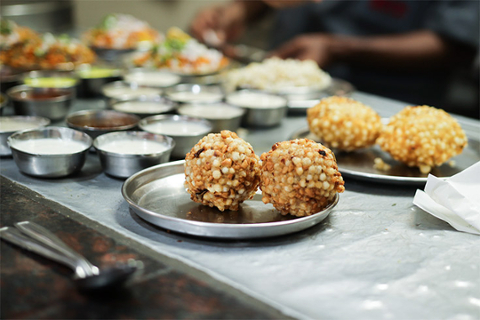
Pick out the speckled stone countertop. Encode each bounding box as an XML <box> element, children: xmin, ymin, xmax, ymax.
<box><xmin>1</xmin><ymin>91</ymin><xmax>479</xmax><ymax>320</ymax></box>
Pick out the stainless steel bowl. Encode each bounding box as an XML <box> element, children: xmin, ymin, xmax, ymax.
<box><xmin>7</xmin><ymin>126</ymin><xmax>92</xmax><ymax>178</ymax></box>
<box><xmin>93</xmin><ymin>131</ymin><xmax>175</xmax><ymax>178</ymax></box>
<box><xmin>164</xmin><ymin>84</ymin><xmax>224</xmax><ymax>104</ymax></box>
<box><xmin>109</xmin><ymin>96</ymin><xmax>175</xmax><ymax>118</ymax></box>
<box><xmin>123</xmin><ymin>68</ymin><xmax>181</xmax><ymax>88</ymax></box>
<box><xmin>7</xmin><ymin>85</ymin><xmax>74</xmax><ymax>121</ymax></box>
<box><xmin>66</xmin><ymin>109</ymin><xmax>140</xmax><ymax>140</ymax></box>
<box><xmin>0</xmin><ymin>116</ymin><xmax>50</xmax><ymax>156</ymax></box>
<box><xmin>139</xmin><ymin>114</ymin><xmax>212</xmax><ymax>159</ymax></box>
<box><xmin>22</xmin><ymin>70</ymin><xmax>79</xmax><ymax>89</ymax></box>
<box><xmin>101</xmin><ymin>81</ymin><xmax>163</xmax><ymax>104</ymax></box>
<box><xmin>76</xmin><ymin>64</ymin><xmax>122</xmax><ymax>98</ymax></box>
<box><xmin>226</xmin><ymin>90</ymin><xmax>288</xmax><ymax>127</ymax></box>
<box><xmin>177</xmin><ymin>103</ymin><xmax>245</xmax><ymax>133</ymax></box>
<box><xmin>90</xmin><ymin>47</ymin><xmax>135</xmax><ymax>63</ymax></box>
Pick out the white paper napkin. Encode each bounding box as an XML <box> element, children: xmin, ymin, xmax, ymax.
<box><xmin>413</xmin><ymin>161</ymin><xmax>480</xmax><ymax>235</ymax></box>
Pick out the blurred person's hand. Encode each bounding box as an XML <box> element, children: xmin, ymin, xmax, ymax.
<box><xmin>262</xmin><ymin>0</ymin><xmax>322</xmax><ymax>9</ymax></box>
<box><xmin>269</xmin><ymin>34</ymin><xmax>335</xmax><ymax>67</ymax></box>
<box><xmin>189</xmin><ymin>2</ymin><xmax>250</xmax><ymax>46</ymax></box>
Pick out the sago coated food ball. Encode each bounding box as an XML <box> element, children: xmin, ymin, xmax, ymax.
<box><xmin>260</xmin><ymin>139</ymin><xmax>345</xmax><ymax>217</ymax></box>
<box><xmin>376</xmin><ymin>105</ymin><xmax>468</xmax><ymax>173</ymax></box>
<box><xmin>307</xmin><ymin>96</ymin><xmax>383</xmax><ymax>151</ymax></box>
<box><xmin>184</xmin><ymin>130</ymin><xmax>261</xmax><ymax>211</ymax></box>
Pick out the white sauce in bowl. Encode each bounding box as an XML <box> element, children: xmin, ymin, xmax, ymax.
<box><xmin>112</xmin><ymin>101</ymin><xmax>172</xmax><ymax>114</ymax></box>
<box><xmin>167</xmin><ymin>91</ymin><xmax>223</xmax><ymax>103</ymax></box>
<box><xmin>124</xmin><ymin>72</ymin><xmax>181</xmax><ymax>87</ymax></box>
<box><xmin>142</xmin><ymin>120</ymin><xmax>209</xmax><ymax>136</ymax></box>
<box><xmin>0</xmin><ymin>118</ymin><xmax>45</xmax><ymax>132</ymax></box>
<box><xmin>12</xmin><ymin>139</ymin><xmax>87</xmax><ymax>154</ymax></box>
<box><xmin>179</xmin><ymin>104</ymin><xmax>244</xmax><ymax>119</ymax></box>
<box><xmin>103</xmin><ymin>86</ymin><xmax>162</xmax><ymax>100</ymax></box>
<box><xmin>98</xmin><ymin>139</ymin><xmax>169</xmax><ymax>154</ymax></box>
<box><xmin>226</xmin><ymin>92</ymin><xmax>286</xmax><ymax>108</ymax></box>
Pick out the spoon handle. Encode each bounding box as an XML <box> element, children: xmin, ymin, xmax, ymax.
<box><xmin>0</xmin><ymin>226</ymin><xmax>81</xmax><ymax>272</ymax></box>
<box><xmin>14</xmin><ymin>221</ymin><xmax>98</xmax><ymax>276</ymax></box>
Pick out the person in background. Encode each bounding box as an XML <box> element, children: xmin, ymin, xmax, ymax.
<box><xmin>190</xmin><ymin>0</ymin><xmax>479</xmax><ymax>118</ymax></box>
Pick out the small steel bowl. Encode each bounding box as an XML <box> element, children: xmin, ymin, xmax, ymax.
<box><xmin>123</xmin><ymin>68</ymin><xmax>181</xmax><ymax>88</ymax></box>
<box><xmin>164</xmin><ymin>84</ymin><xmax>224</xmax><ymax>104</ymax></box>
<box><xmin>109</xmin><ymin>96</ymin><xmax>175</xmax><ymax>118</ymax></box>
<box><xmin>139</xmin><ymin>114</ymin><xmax>212</xmax><ymax>159</ymax></box>
<box><xmin>0</xmin><ymin>116</ymin><xmax>50</xmax><ymax>157</ymax></box>
<box><xmin>22</xmin><ymin>70</ymin><xmax>79</xmax><ymax>90</ymax></box>
<box><xmin>76</xmin><ymin>64</ymin><xmax>122</xmax><ymax>98</ymax></box>
<box><xmin>93</xmin><ymin>131</ymin><xmax>175</xmax><ymax>178</ymax></box>
<box><xmin>66</xmin><ymin>109</ymin><xmax>140</xmax><ymax>140</ymax></box>
<box><xmin>7</xmin><ymin>85</ymin><xmax>74</xmax><ymax>121</ymax></box>
<box><xmin>7</xmin><ymin>126</ymin><xmax>92</xmax><ymax>178</ymax></box>
<box><xmin>177</xmin><ymin>103</ymin><xmax>245</xmax><ymax>133</ymax></box>
<box><xmin>226</xmin><ymin>90</ymin><xmax>288</xmax><ymax>127</ymax></box>
<box><xmin>101</xmin><ymin>81</ymin><xmax>163</xmax><ymax>105</ymax></box>
<box><xmin>90</xmin><ymin>46</ymin><xmax>136</xmax><ymax>63</ymax></box>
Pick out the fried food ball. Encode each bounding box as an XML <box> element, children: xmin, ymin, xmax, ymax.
<box><xmin>260</xmin><ymin>139</ymin><xmax>345</xmax><ymax>217</ymax></box>
<box><xmin>307</xmin><ymin>96</ymin><xmax>383</xmax><ymax>151</ymax></box>
<box><xmin>376</xmin><ymin>105</ymin><xmax>468</xmax><ymax>174</ymax></box>
<box><xmin>184</xmin><ymin>130</ymin><xmax>261</xmax><ymax>211</ymax></box>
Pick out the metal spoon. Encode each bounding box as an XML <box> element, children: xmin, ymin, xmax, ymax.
<box><xmin>0</xmin><ymin>221</ymin><xmax>141</xmax><ymax>292</ymax></box>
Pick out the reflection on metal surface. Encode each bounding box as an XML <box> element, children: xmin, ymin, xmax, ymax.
<box><xmin>122</xmin><ymin>161</ymin><xmax>338</xmax><ymax>239</ymax></box>
<box><xmin>291</xmin><ymin>127</ymin><xmax>480</xmax><ymax>185</ymax></box>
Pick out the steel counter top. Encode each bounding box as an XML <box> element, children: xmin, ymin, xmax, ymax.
<box><xmin>1</xmin><ymin>91</ymin><xmax>479</xmax><ymax>320</ymax></box>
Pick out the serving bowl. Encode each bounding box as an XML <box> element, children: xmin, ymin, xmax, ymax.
<box><xmin>93</xmin><ymin>131</ymin><xmax>175</xmax><ymax>178</ymax></box>
<box><xmin>7</xmin><ymin>126</ymin><xmax>92</xmax><ymax>178</ymax></box>
<box><xmin>0</xmin><ymin>115</ymin><xmax>50</xmax><ymax>156</ymax></box>
<box><xmin>90</xmin><ymin>47</ymin><xmax>136</xmax><ymax>63</ymax></box>
<box><xmin>22</xmin><ymin>70</ymin><xmax>79</xmax><ymax>90</ymax></box>
<box><xmin>164</xmin><ymin>84</ymin><xmax>224</xmax><ymax>104</ymax></box>
<box><xmin>66</xmin><ymin>109</ymin><xmax>140</xmax><ymax>140</ymax></box>
<box><xmin>110</xmin><ymin>96</ymin><xmax>175</xmax><ymax>118</ymax></box>
<box><xmin>177</xmin><ymin>103</ymin><xmax>245</xmax><ymax>133</ymax></box>
<box><xmin>225</xmin><ymin>90</ymin><xmax>288</xmax><ymax>127</ymax></box>
<box><xmin>139</xmin><ymin>114</ymin><xmax>212</xmax><ymax>159</ymax></box>
<box><xmin>101</xmin><ymin>81</ymin><xmax>163</xmax><ymax>104</ymax></box>
<box><xmin>123</xmin><ymin>68</ymin><xmax>181</xmax><ymax>88</ymax></box>
<box><xmin>76</xmin><ymin>64</ymin><xmax>122</xmax><ymax>97</ymax></box>
<box><xmin>7</xmin><ymin>85</ymin><xmax>74</xmax><ymax>121</ymax></box>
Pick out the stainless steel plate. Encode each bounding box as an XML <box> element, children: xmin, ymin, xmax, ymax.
<box><xmin>291</xmin><ymin>127</ymin><xmax>480</xmax><ymax>185</ymax></box>
<box><xmin>122</xmin><ymin>160</ymin><xmax>339</xmax><ymax>239</ymax></box>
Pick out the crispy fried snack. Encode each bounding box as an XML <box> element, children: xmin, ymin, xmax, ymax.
<box><xmin>307</xmin><ymin>96</ymin><xmax>383</xmax><ymax>151</ymax></box>
<box><xmin>260</xmin><ymin>139</ymin><xmax>345</xmax><ymax>217</ymax></box>
<box><xmin>376</xmin><ymin>105</ymin><xmax>468</xmax><ymax>173</ymax></box>
<box><xmin>184</xmin><ymin>130</ymin><xmax>261</xmax><ymax>211</ymax></box>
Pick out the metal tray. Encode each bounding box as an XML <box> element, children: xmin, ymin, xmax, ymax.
<box><xmin>122</xmin><ymin>160</ymin><xmax>339</xmax><ymax>239</ymax></box>
<box><xmin>291</xmin><ymin>127</ymin><xmax>480</xmax><ymax>185</ymax></box>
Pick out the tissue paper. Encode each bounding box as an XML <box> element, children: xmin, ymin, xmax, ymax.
<box><xmin>413</xmin><ymin>161</ymin><xmax>480</xmax><ymax>235</ymax></box>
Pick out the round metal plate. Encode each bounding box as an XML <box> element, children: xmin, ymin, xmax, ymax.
<box><xmin>290</xmin><ymin>127</ymin><xmax>480</xmax><ymax>185</ymax></box>
<box><xmin>122</xmin><ymin>161</ymin><xmax>339</xmax><ymax>239</ymax></box>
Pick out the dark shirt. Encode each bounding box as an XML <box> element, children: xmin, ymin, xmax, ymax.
<box><xmin>270</xmin><ymin>0</ymin><xmax>479</xmax><ymax>108</ymax></box>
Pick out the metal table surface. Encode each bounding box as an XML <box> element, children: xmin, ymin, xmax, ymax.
<box><xmin>1</xmin><ymin>92</ymin><xmax>479</xmax><ymax>320</ymax></box>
